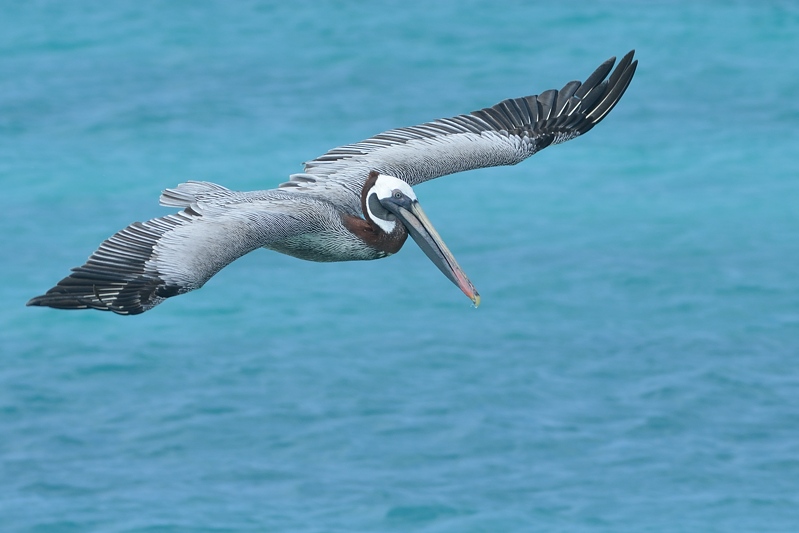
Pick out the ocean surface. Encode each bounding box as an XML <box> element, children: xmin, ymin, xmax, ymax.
<box><xmin>2</xmin><ymin>2</ymin><xmax>799</xmax><ymax>531</ymax></box>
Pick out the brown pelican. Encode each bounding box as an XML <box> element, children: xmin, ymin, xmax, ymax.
<box><xmin>27</xmin><ymin>51</ymin><xmax>637</xmax><ymax>315</ymax></box>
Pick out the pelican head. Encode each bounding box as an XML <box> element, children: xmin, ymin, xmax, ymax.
<box><xmin>362</xmin><ymin>171</ymin><xmax>480</xmax><ymax>307</ymax></box>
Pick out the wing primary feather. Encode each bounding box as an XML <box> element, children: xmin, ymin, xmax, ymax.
<box><xmin>586</xmin><ymin>59</ymin><xmax>638</xmax><ymax>123</ymax></box>
<box><xmin>607</xmin><ymin>50</ymin><xmax>635</xmax><ymax>93</ymax></box>
<box><xmin>555</xmin><ymin>81</ymin><xmax>581</xmax><ymax>115</ymax></box>
<box><xmin>523</xmin><ymin>95</ymin><xmax>541</xmax><ymax>125</ymax></box>
<box><xmin>536</xmin><ymin>89</ymin><xmax>558</xmax><ymax>121</ymax></box>
<box><xmin>511</xmin><ymin>97</ymin><xmax>533</xmax><ymax>124</ymax></box>
<box><xmin>499</xmin><ymin>99</ymin><xmax>526</xmax><ymax>129</ymax></box>
<box><xmin>574</xmin><ymin>56</ymin><xmax>616</xmax><ymax>99</ymax></box>
<box><xmin>576</xmin><ymin>80</ymin><xmax>608</xmax><ymax>113</ymax></box>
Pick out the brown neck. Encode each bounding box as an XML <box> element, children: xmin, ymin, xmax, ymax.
<box><xmin>342</xmin><ymin>216</ymin><xmax>408</xmax><ymax>255</ymax></box>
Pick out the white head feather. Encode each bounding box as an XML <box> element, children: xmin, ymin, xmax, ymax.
<box><xmin>365</xmin><ymin>174</ymin><xmax>417</xmax><ymax>233</ymax></box>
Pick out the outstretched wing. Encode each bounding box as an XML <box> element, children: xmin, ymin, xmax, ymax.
<box><xmin>281</xmin><ymin>51</ymin><xmax>637</xmax><ymax>206</ymax></box>
<box><xmin>27</xmin><ymin>183</ymin><xmax>319</xmax><ymax>315</ymax></box>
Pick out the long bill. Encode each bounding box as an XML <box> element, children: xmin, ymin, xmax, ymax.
<box><xmin>393</xmin><ymin>200</ymin><xmax>480</xmax><ymax>307</ymax></box>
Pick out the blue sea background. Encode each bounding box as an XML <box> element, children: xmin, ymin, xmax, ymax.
<box><xmin>2</xmin><ymin>1</ymin><xmax>799</xmax><ymax>531</ymax></box>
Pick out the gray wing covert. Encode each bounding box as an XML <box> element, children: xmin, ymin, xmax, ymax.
<box><xmin>27</xmin><ymin>183</ymin><xmax>313</xmax><ymax>315</ymax></box>
<box><xmin>281</xmin><ymin>51</ymin><xmax>637</xmax><ymax>197</ymax></box>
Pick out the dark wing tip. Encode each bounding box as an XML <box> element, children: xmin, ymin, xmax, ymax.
<box><xmin>554</xmin><ymin>49</ymin><xmax>637</xmax><ymax>135</ymax></box>
<box><xmin>26</xmin><ymin>292</ymin><xmax>87</xmax><ymax>309</ymax></box>
<box><xmin>26</xmin><ymin>280</ymin><xmax>151</xmax><ymax>315</ymax></box>
<box><xmin>468</xmin><ymin>50</ymin><xmax>637</xmax><ymax>147</ymax></box>
<box><xmin>582</xmin><ymin>50</ymin><xmax>637</xmax><ymax>127</ymax></box>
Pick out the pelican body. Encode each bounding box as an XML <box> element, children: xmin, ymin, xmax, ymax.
<box><xmin>28</xmin><ymin>51</ymin><xmax>637</xmax><ymax>315</ymax></box>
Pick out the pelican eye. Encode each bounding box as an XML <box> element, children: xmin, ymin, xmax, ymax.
<box><xmin>393</xmin><ymin>190</ymin><xmax>403</xmax><ymax>200</ymax></box>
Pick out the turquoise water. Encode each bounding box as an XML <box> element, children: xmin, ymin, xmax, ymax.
<box><xmin>3</xmin><ymin>1</ymin><xmax>799</xmax><ymax>531</ymax></box>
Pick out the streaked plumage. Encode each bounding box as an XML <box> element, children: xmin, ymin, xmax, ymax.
<box><xmin>28</xmin><ymin>51</ymin><xmax>638</xmax><ymax>315</ymax></box>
